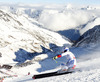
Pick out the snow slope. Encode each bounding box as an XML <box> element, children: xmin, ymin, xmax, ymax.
<box><xmin>0</xmin><ymin>3</ymin><xmax>100</xmax><ymax>82</ymax></box>
<box><xmin>4</xmin><ymin>44</ymin><xmax>100</xmax><ymax>82</ymax></box>
<box><xmin>0</xmin><ymin>8</ymin><xmax>71</xmax><ymax>64</ymax></box>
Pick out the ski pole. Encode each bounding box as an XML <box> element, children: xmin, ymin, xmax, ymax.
<box><xmin>54</xmin><ymin>59</ymin><xmax>57</xmax><ymax>63</ymax></box>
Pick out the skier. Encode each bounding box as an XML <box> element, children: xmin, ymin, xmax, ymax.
<box><xmin>53</xmin><ymin>47</ymin><xmax>76</xmax><ymax>72</ymax></box>
<box><xmin>32</xmin><ymin>47</ymin><xmax>76</xmax><ymax>79</ymax></box>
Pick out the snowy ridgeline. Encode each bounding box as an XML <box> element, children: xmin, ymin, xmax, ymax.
<box><xmin>0</xmin><ymin>4</ymin><xmax>100</xmax><ymax>41</ymax></box>
<box><xmin>0</xmin><ymin>4</ymin><xmax>100</xmax><ymax>31</ymax></box>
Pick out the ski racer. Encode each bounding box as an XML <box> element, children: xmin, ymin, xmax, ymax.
<box><xmin>53</xmin><ymin>47</ymin><xmax>76</xmax><ymax>71</ymax></box>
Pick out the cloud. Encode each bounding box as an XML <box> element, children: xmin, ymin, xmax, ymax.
<box><xmin>39</xmin><ymin>9</ymin><xmax>92</xmax><ymax>31</ymax></box>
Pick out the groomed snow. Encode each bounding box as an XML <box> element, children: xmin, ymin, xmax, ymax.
<box><xmin>4</xmin><ymin>46</ymin><xmax>100</xmax><ymax>82</ymax></box>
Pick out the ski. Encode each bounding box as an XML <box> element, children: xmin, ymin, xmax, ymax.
<box><xmin>32</xmin><ymin>71</ymin><xmax>73</xmax><ymax>79</ymax></box>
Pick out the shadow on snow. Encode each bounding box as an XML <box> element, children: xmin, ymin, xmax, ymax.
<box><xmin>13</xmin><ymin>43</ymin><xmax>69</xmax><ymax>72</ymax></box>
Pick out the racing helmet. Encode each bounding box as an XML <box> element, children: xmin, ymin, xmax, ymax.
<box><xmin>63</xmin><ymin>47</ymin><xmax>69</xmax><ymax>52</ymax></box>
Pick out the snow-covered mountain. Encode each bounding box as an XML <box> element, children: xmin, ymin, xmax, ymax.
<box><xmin>75</xmin><ymin>25</ymin><xmax>100</xmax><ymax>47</ymax></box>
<box><xmin>0</xmin><ymin>3</ymin><xmax>100</xmax><ymax>82</ymax></box>
<box><xmin>0</xmin><ymin>8</ymin><xmax>71</xmax><ymax>64</ymax></box>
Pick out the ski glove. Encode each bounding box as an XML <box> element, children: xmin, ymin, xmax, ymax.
<box><xmin>53</xmin><ymin>55</ymin><xmax>61</xmax><ymax>60</ymax></box>
<box><xmin>53</xmin><ymin>56</ymin><xmax>58</xmax><ymax>60</ymax></box>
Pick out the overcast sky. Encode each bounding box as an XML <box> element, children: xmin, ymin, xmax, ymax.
<box><xmin>0</xmin><ymin>0</ymin><xmax>100</xmax><ymax>5</ymax></box>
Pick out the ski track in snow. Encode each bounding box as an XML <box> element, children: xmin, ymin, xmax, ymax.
<box><xmin>4</xmin><ymin>57</ymin><xmax>100</xmax><ymax>82</ymax></box>
<box><xmin>3</xmin><ymin>52</ymin><xmax>100</xmax><ymax>82</ymax></box>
